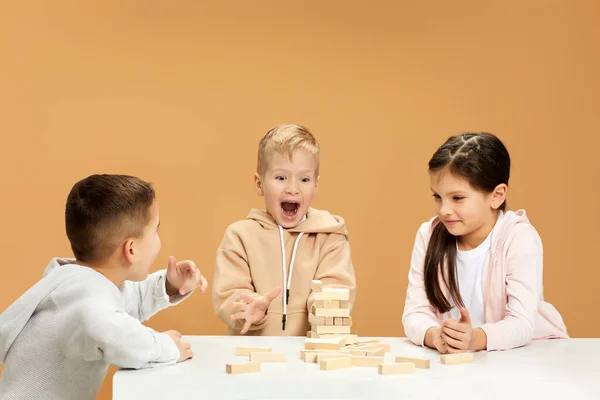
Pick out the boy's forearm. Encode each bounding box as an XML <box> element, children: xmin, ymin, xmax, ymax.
<box><xmin>165</xmin><ymin>278</ymin><xmax>178</xmax><ymax>297</ymax></box>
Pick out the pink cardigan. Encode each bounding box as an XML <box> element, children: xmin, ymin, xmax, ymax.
<box><xmin>402</xmin><ymin>210</ymin><xmax>569</xmax><ymax>351</ymax></box>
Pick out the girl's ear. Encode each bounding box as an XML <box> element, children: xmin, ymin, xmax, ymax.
<box><xmin>490</xmin><ymin>184</ymin><xmax>508</xmax><ymax>209</ymax></box>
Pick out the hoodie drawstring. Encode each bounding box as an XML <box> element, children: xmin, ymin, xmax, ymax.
<box><xmin>278</xmin><ymin>218</ymin><xmax>305</xmax><ymax>330</ymax></box>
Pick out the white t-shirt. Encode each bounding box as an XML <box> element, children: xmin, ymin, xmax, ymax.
<box><xmin>449</xmin><ymin>231</ymin><xmax>492</xmax><ymax>328</ymax></box>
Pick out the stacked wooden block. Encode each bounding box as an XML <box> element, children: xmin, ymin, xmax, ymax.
<box><xmin>307</xmin><ymin>280</ymin><xmax>352</xmax><ymax>338</ymax></box>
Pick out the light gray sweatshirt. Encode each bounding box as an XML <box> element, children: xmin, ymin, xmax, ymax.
<box><xmin>0</xmin><ymin>257</ymin><xmax>189</xmax><ymax>400</ymax></box>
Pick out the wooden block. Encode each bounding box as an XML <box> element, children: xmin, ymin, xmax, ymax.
<box><xmin>302</xmin><ymin>349</ymin><xmax>340</xmax><ymax>362</ymax></box>
<box><xmin>322</xmin><ymin>300</ymin><xmax>333</xmax><ymax>309</ymax></box>
<box><xmin>348</xmin><ymin>345</ymin><xmax>378</xmax><ymax>352</ymax></box>
<box><xmin>308</xmin><ymin>313</ymin><xmax>325</xmax><ymax>326</ymax></box>
<box><xmin>311</xmin><ymin>280</ymin><xmax>323</xmax><ymax>292</ymax></box>
<box><xmin>319</xmin><ymin>357</ymin><xmax>352</xmax><ymax>371</ymax></box>
<box><xmin>339</xmin><ymin>300</ymin><xmax>350</xmax><ymax>309</ymax></box>
<box><xmin>325</xmin><ymin>317</ymin><xmax>334</xmax><ymax>326</ymax></box>
<box><xmin>378</xmin><ymin>362</ymin><xmax>415</xmax><ymax>375</ymax></box>
<box><xmin>334</xmin><ymin>317</ymin><xmax>343</xmax><ymax>326</ymax></box>
<box><xmin>373</xmin><ymin>343</ymin><xmax>391</xmax><ymax>352</ymax></box>
<box><xmin>395</xmin><ymin>356</ymin><xmax>430</xmax><ymax>369</ymax></box>
<box><xmin>250</xmin><ymin>352</ymin><xmax>286</xmax><ymax>362</ymax></box>
<box><xmin>440</xmin><ymin>352</ymin><xmax>474</xmax><ymax>365</ymax></box>
<box><xmin>306</xmin><ymin>330</ymin><xmax>318</xmax><ymax>339</ymax></box>
<box><xmin>343</xmin><ymin>317</ymin><xmax>352</xmax><ymax>326</ymax></box>
<box><xmin>313</xmin><ymin>308</ymin><xmax>350</xmax><ymax>317</ymax></box>
<box><xmin>316</xmin><ymin>353</ymin><xmax>351</xmax><ymax>363</ymax></box>
<box><xmin>348</xmin><ymin>350</ymin><xmax>367</xmax><ymax>356</ymax></box>
<box><xmin>356</xmin><ymin>339</ymin><xmax>380</xmax><ymax>345</ymax></box>
<box><xmin>304</xmin><ymin>338</ymin><xmax>343</xmax><ymax>350</ymax></box>
<box><xmin>314</xmin><ymin>289</ymin><xmax>350</xmax><ymax>301</ymax></box>
<box><xmin>366</xmin><ymin>348</ymin><xmax>386</xmax><ymax>357</ymax></box>
<box><xmin>313</xmin><ymin>325</ymin><xmax>352</xmax><ymax>334</ymax></box>
<box><xmin>350</xmin><ymin>356</ymin><xmax>385</xmax><ymax>367</ymax></box>
<box><xmin>313</xmin><ymin>300</ymin><xmax>324</xmax><ymax>308</ymax></box>
<box><xmin>343</xmin><ymin>334</ymin><xmax>358</xmax><ymax>345</ymax></box>
<box><xmin>235</xmin><ymin>346</ymin><xmax>271</xmax><ymax>356</ymax></box>
<box><xmin>331</xmin><ymin>300</ymin><xmax>340</xmax><ymax>308</ymax></box>
<box><xmin>226</xmin><ymin>361</ymin><xmax>261</xmax><ymax>374</ymax></box>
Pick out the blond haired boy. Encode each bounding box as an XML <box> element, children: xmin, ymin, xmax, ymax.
<box><xmin>212</xmin><ymin>124</ymin><xmax>356</xmax><ymax>335</ymax></box>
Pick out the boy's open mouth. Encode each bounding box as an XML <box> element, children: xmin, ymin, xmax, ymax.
<box><xmin>281</xmin><ymin>201</ymin><xmax>300</xmax><ymax>219</ymax></box>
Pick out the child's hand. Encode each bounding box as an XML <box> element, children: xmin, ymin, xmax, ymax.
<box><xmin>162</xmin><ymin>330</ymin><xmax>194</xmax><ymax>362</ymax></box>
<box><xmin>165</xmin><ymin>256</ymin><xmax>209</xmax><ymax>296</ymax></box>
<box><xmin>231</xmin><ymin>287</ymin><xmax>282</xmax><ymax>334</ymax></box>
<box><xmin>441</xmin><ymin>307</ymin><xmax>473</xmax><ymax>352</ymax></box>
<box><xmin>429</xmin><ymin>327</ymin><xmax>450</xmax><ymax>354</ymax></box>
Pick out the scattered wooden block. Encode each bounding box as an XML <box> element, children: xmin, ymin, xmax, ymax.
<box><xmin>378</xmin><ymin>362</ymin><xmax>415</xmax><ymax>375</ymax></box>
<box><xmin>311</xmin><ymin>280</ymin><xmax>323</xmax><ymax>292</ymax></box>
<box><xmin>226</xmin><ymin>361</ymin><xmax>261</xmax><ymax>374</ymax></box>
<box><xmin>314</xmin><ymin>289</ymin><xmax>350</xmax><ymax>301</ymax></box>
<box><xmin>366</xmin><ymin>348</ymin><xmax>385</xmax><ymax>357</ymax></box>
<box><xmin>348</xmin><ymin>345</ymin><xmax>378</xmax><ymax>352</ymax></box>
<box><xmin>331</xmin><ymin>300</ymin><xmax>340</xmax><ymax>308</ymax></box>
<box><xmin>313</xmin><ymin>308</ymin><xmax>350</xmax><ymax>317</ymax></box>
<box><xmin>373</xmin><ymin>343</ymin><xmax>391</xmax><ymax>352</ymax></box>
<box><xmin>316</xmin><ymin>353</ymin><xmax>351</xmax><ymax>363</ymax></box>
<box><xmin>319</xmin><ymin>357</ymin><xmax>352</xmax><ymax>371</ymax></box>
<box><xmin>313</xmin><ymin>325</ymin><xmax>352</xmax><ymax>334</ymax></box>
<box><xmin>350</xmin><ymin>356</ymin><xmax>385</xmax><ymax>367</ymax></box>
<box><xmin>235</xmin><ymin>346</ymin><xmax>271</xmax><ymax>356</ymax></box>
<box><xmin>395</xmin><ymin>356</ymin><xmax>430</xmax><ymax>369</ymax></box>
<box><xmin>334</xmin><ymin>317</ymin><xmax>343</xmax><ymax>326</ymax></box>
<box><xmin>440</xmin><ymin>352</ymin><xmax>474</xmax><ymax>365</ymax></box>
<box><xmin>348</xmin><ymin>350</ymin><xmax>367</xmax><ymax>356</ymax></box>
<box><xmin>343</xmin><ymin>334</ymin><xmax>358</xmax><ymax>345</ymax></box>
<box><xmin>250</xmin><ymin>352</ymin><xmax>286</xmax><ymax>362</ymax></box>
<box><xmin>356</xmin><ymin>339</ymin><xmax>380</xmax><ymax>345</ymax></box>
<box><xmin>304</xmin><ymin>338</ymin><xmax>343</xmax><ymax>351</ymax></box>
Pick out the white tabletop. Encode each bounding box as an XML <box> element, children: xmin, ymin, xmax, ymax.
<box><xmin>113</xmin><ymin>336</ymin><xmax>600</xmax><ymax>400</ymax></box>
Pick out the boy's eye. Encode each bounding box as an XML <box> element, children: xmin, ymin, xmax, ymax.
<box><xmin>432</xmin><ymin>194</ymin><xmax>441</xmax><ymax>199</ymax></box>
<box><xmin>300</xmin><ymin>177</ymin><xmax>311</xmax><ymax>183</ymax></box>
<box><xmin>275</xmin><ymin>176</ymin><xmax>286</xmax><ymax>181</ymax></box>
<box><xmin>453</xmin><ymin>196</ymin><xmax>465</xmax><ymax>201</ymax></box>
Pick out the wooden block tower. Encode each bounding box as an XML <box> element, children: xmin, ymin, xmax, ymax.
<box><xmin>308</xmin><ymin>280</ymin><xmax>352</xmax><ymax>337</ymax></box>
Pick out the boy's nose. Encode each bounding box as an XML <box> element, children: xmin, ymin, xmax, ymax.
<box><xmin>285</xmin><ymin>184</ymin><xmax>299</xmax><ymax>195</ymax></box>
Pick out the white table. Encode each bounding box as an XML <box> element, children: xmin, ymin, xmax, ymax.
<box><xmin>113</xmin><ymin>336</ymin><xmax>600</xmax><ymax>400</ymax></box>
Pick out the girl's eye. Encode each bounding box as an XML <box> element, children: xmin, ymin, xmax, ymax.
<box><xmin>453</xmin><ymin>196</ymin><xmax>465</xmax><ymax>201</ymax></box>
<box><xmin>432</xmin><ymin>194</ymin><xmax>441</xmax><ymax>199</ymax></box>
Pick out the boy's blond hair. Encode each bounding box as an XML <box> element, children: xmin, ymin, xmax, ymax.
<box><xmin>257</xmin><ymin>124</ymin><xmax>320</xmax><ymax>176</ymax></box>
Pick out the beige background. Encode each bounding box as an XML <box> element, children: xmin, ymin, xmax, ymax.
<box><xmin>1</xmin><ymin>1</ymin><xmax>599</xmax><ymax>399</ymax></box>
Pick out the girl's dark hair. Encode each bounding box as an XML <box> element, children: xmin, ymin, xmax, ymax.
<box><xmin>425</xmin><ymin>132</ymin><xmax>511</xmax><ymax>313</ymax></box>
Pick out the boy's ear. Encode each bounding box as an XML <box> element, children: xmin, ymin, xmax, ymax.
<box><xmin>490</xmin><ymin>183</ymin><xmax>508</xmax><ymax>209</ymax></box>
<box><xmin>314</xmin><ymin>175</ymin><xmax>320</xmax><ymax>195</ymax></box>
<box><xmin>254</xmin><ymin>173</ymin><xmax>264</xmax><ymax>196</ymax></box>
<box><xmin>123</xmin><ymin>239</ymin><xmax>136</xmax><ymax>264</ymax></box>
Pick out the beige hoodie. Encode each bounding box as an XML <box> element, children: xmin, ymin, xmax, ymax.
<box><xmin>212</xmin><ymin>207</ymin><xmax>357</xmax><ymax>336</ymax></box>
